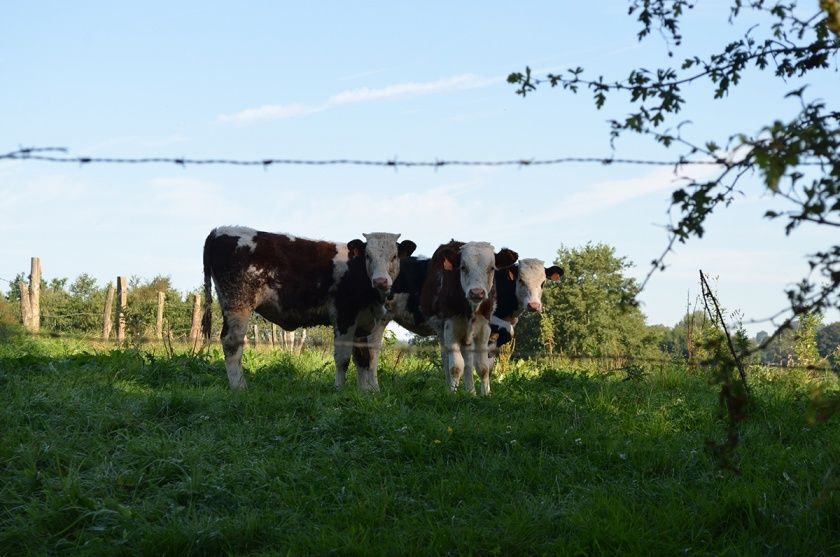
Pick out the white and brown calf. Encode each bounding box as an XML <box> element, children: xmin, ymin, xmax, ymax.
<box><xmin>489</xmin><ymin>258</ymin><xmax>564</xmax><ymax>366</ymax></box>
<box><xmin>420</xmin><ymin>240</ymin><xmax>518</xmax><ymax>395</ymax></box>
<box><xmin>201</xmin><ymin>227</ymin><xmax>416</xmax><ymax>391</ymax></box>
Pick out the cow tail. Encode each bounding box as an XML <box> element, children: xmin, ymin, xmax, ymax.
<box><xmin>201</xmin><ymin>234</ymin><xmax>214</xmax><ymax>340</ymax></box>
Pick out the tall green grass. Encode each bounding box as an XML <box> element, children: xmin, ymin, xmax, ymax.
<box><xmin>1</xmin><ymin>335</ymin><xmax>838</xmax><ymax>555</ymax></box>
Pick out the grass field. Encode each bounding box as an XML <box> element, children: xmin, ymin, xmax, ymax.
<box><xmin>1</xmin><ymin>332</ymin><xmax>839</xmax><ymax>556</ymax></box>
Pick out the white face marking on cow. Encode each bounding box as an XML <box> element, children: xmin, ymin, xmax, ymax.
<box><xmin>215</xmin><ymin>225</ymin><xmax>257</xmax><ymax>251</ymax></box>
<box><xmin>458</xmin><ymin>242</ymin><xmax>497</xmax><ymax>309</ymax></box>
<box><xmin>332</xmin><ymin>243</ymin><xmax>350</xmax><ymax>286</ymax></box>
<box><xmin>516</xmin><ymin>258</ymin><xmax>549</xmax><ymax>314</ymax></box>
<box><xmin>362</xmin><ymin>232</ymin><xmax>401</xmax><ymax>292</ymax></box>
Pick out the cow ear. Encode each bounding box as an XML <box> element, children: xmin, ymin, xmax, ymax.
<box><xmin>440</xmin><ymin>246</ymin><xmax>459</xmax><ymax>271</ymax></box>
<box><xmin>495</xmin><ymin>248</ymin><xmax>518</xmax><ymax>269</ymax></box>
<box><xmin>545</xmin><ymin>265</ymin><xmax>564</xmax><ymax>282</ymax></box>
<box><xmin>397</xmin><ymin>240</ymin><xmax>417</xmax><ymax>258</ymax></box>
<box><xmin>347</xmin><ymin>239</ymin><xmax>366</xmax><ymax>259</ymax></box>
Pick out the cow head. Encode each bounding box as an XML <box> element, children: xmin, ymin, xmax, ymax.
<box><xmin>348</xmin><ymin>232</ymin><xmax>417</xmax><ymax>293</ymax></box>
<box><xmin>441</xmin><ymin>242</ymin><xmax>518</xmax><ymax>310</ymax></box>
<box><xmin>507</xmin><ymin>258</ymin><xmax>564</xmax><ymax>314</ymax></box>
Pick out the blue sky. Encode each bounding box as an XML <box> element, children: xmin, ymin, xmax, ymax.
<box><xmin>2</xmin><ymin>2</ymin><xmax>838</xmax><ymax>333</ymax></box>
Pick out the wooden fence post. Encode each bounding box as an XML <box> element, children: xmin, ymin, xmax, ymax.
<box><xmin>116</xmin><ymin>276</ymin><xmax>127</xmax><ymax>343</ymax></box>
<box><xmin>102</xmin><ymin>285</ymin><xmax>115</xmax><ymax>340</ymax></box>
<box><xmin>189</xmin><ymin>293</ymin><xmax>202</xmax><ymax>342</ymax></box>
<box><xmin>294</xmin><ymin>329</ymin><xmax>307</xmax><ymax>355</ymax></box>
<box><xmin>253</xmin><ymin>323</ymin><xmax>260</xmax><ymax>347</ymax></box>
<box><xmin>19</xmin><ymin>281</ymin><xmax>32</xmax><ymax>330</ymax></box>
<box><xmin>29</xmin><ymin>257</ymin><xmax>41</xmax><ymax>332</ymax></box>
<box><xmin>156</xmin><ymin>292</ymin><xmax>165</xmax><ymax>340</ymax></box>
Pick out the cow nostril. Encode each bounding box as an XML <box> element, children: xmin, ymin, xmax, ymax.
<box><xmin>373</xmin><ymin>277</ymin><xmax>389</xmax><ymax>290</ymax></box>
<box><xmin>469</xmin><ymin>288</ymin><xmax>486</xmax><ymax>300</ymax></box>
<box><xmin>527</xmin><ymin>302</ymin><xmax>541</xmax><ymax>312</ymax></box>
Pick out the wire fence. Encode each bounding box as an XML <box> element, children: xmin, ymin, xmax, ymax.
<box><xmin>1</xmin><ymin>146</ymin><xmax>826</xmax><ymax>170</ymax></box>
<box><xmin>7</xmin><ymin>325</ymin><xmax>838</xmax><ymax>375</ymax></box>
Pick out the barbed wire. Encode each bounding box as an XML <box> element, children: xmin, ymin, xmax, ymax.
<box><xmin>0</xmin><ymin>146</ymin><xmax>826</xmax><ymax>170</ymax></box>
<box><xmin>6</xmin><ymin>328</ymin><xmax>837</xmax><ymax>373</ymax></box>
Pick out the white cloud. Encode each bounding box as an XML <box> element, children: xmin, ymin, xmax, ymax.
<box><xmin>217</xmin><ymin>73</ymin><xmax>501</xmax><ymax>124</ymax></box>
<box><xmin>519</xmin><ymin>162</ymin><xmax>722</xmax><ymax>227</ymax></box>
<box><xmin>217</xmin><ymin>103</ymin><xmax>325</xmax><ymax>123</ymax></box>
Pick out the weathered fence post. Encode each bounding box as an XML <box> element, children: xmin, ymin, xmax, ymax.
<box><xmin>188</xmin><ymin>293</ymin><xmax>201</xmax><ymax>342</ymax></box>
<box><xmin>19</xmin><ymin>281</ymin><xmax>32</xmax><ymax>330</ymax></box>
<box><xmin>116</xmin><ymin>276</ymin><xmax>127</xmax><ymax>343</ymax></box>
<box><xmin>18</xmin><ymin>257</ymin><xmax>41</xmax><ymax>332</ymax></box>
<box><xmin>271</xmin><ymin>324</ymin><xmax>277</xmax><ymax>347</ymax></box>
<box><xmin>294</xmin><ymin>329</ymin><xmax>307</xmax><ymax>355</ymax></box>
<box><xmin>156</xmin><ymin>292</ymin><xmax>165</xmax><ymax>340</ymax></box>
<box><xmin>102</xmin><ymin>285</ymin><xmax>115</xmax><ymax>340</ymax></box>
<box><xmin>253</xmin><ymin>324</ymin><xmax>260</xmax><ymax>348</ymax></box>
<box><xmin>29</xmin><ymin>257</ymin><xmax>41</xmax><ymax>332</ymax></box>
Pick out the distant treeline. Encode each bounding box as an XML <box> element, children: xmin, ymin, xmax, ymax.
<box><xmin>2</xmin><ymin>243</ymin><xmax>839</xmax><ymax>370</ymax></box>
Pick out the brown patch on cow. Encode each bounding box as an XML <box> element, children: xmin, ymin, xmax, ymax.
<box><xmin>348</xmin><ymin>239</ymin><xmax>365</xmax><ymax>259</ymax></box>
<box><xmin>420</xmin><ymin>240</ymin><xmax>469</xmax><ymax>320</ymax></box>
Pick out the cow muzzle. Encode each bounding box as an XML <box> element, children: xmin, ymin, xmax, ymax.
<box><xmin>468</xmin><ymin>288</ymin><xmax>486</xmax><ymax>302</ymax></box>
<box><xmin>372</xmin><ymin>277</ymin><xmax>390</xmax><ymax>291</ymax></box>
<box><xmin>527</xmin><ymin>301</ymin><xmax>542</xmax><ymax>312</ymax></box>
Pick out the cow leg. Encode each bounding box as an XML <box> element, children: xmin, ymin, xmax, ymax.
<box><xmin>357</xmin><ymin>320</ymin><xmax>387</xmax><ymax>392</ymax></box>
<box><xmin>439</xmin><ymin>337</ymin><xmax>451</xmax><ymax>387</ymax></box>
<box><xmin>221</xmin><ymin>310</ymin><xmax>250</xmax><ymax>390</ymax></box>
<box><xmin>474</xmin><ymin>319</ymin><xmax>492</xmax><ymax>396</ymax></box>
<box><xmin>351</xmin><ymin>324</ymin><xmax>380</xmax><ymax>393</ymax></box>
<box><xmin>462</xmin><ymin>341</ymin><xmax>477</xmax><ymax>395</ymax></box>
<box><xmin>443</xmin><ymin>319</ymin><xmax>464</xmax><ymax>392</ymax></box>
<box><xmin>334</xmin><ymin>326</ymin><xmax>355</xmax><ymax>388</ymax></box>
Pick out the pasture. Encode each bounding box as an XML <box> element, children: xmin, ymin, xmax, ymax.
<box><xmin>1</xmin><ymin>333</ymin><xmax>838</xmax><ymax>555</ymax></box>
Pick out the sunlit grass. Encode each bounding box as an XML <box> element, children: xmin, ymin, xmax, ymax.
<box><xmin>1</xmin><ymin>335</ymin><xmax>838</xmax><ymax>555</ymax></box>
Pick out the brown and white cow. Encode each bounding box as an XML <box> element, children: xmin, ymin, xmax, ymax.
<box><xmin>489</xmin><ymin>258</ymin><xmax>564</xmax><ymax>359</ymax></box>
<box><xmin>201</xmin><ymin>226</ymin><xmax>416</xmax><ymax>391</ymax></box>
<box><xmin>420</xmin><ymin>240</ymin><xmax>518</xmax><ymax>395</ymax></box>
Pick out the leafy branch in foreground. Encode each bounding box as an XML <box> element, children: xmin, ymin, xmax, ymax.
<box><xmin>508</xmin><ymin>0</ymin><xmax>840</xmax><ymax>340</ymax></box>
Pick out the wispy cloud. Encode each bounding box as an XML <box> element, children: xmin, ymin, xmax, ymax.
<box><xmin>218</xmin><ymin>73</ymin><xmax>502</xmax><ymax>124</ymax></box>
<box><xmin>518</xmin><ymin>163</ymin><xmax>722</xmax><ymax>227</ymax></box>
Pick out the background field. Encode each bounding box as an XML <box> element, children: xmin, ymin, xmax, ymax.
<box><xmin>1</xmin><ymin>332</ymin><xmax>838</xmax><ymax>556</ymax></box>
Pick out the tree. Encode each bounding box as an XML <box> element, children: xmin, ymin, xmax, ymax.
<box><xmin>794</xmin><ymin>312</ymin><xmax>822</xmax><ymax>367</ymax></box>
<box><xmin>516</xmin><ymin>243</ymin><xmax>658</xmax><ymax>361</ymax></box>
<box><xmin>816</xmin><ymin>321</ymin><xmax>840</xmax><ymax>359</ymax></box>
<box><xmin>508</xmin><ymin>1</ymin><xmax>840</xmax><ymax>349</ymax></box>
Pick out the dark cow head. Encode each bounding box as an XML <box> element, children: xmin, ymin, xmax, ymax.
<box><xmin>504</xmin><ymin>258</ymin><xmax>564</xmax><ymax>313</ymax></box>
<box><xmin>441</xmin><ymin>241</ymin><xmax>518</xmax><ymax>310</ymax></box>
<box><xmin>348</xmin><ymin>232</ymin><xmax>417</xmax><ymax>293</ymax></box>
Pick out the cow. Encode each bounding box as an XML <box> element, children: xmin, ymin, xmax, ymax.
<box><xmin>372</xmin><ymin>255</ymin><xmax>563</xmax><ymax>388</ymax></box>
<box><xmin>201</xmin><ymin>226</ymin><xmax>416</xmax><ymax>391</ymax></box>
<box><xmin>419</xmin><ymin>240</ymin><xmax>518</xmax><ymax>395</ymax></box>
<box><xmin>488</xmin><ymin>258</ymin><xmax>564</xmax><ymax>365</ymax></box>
